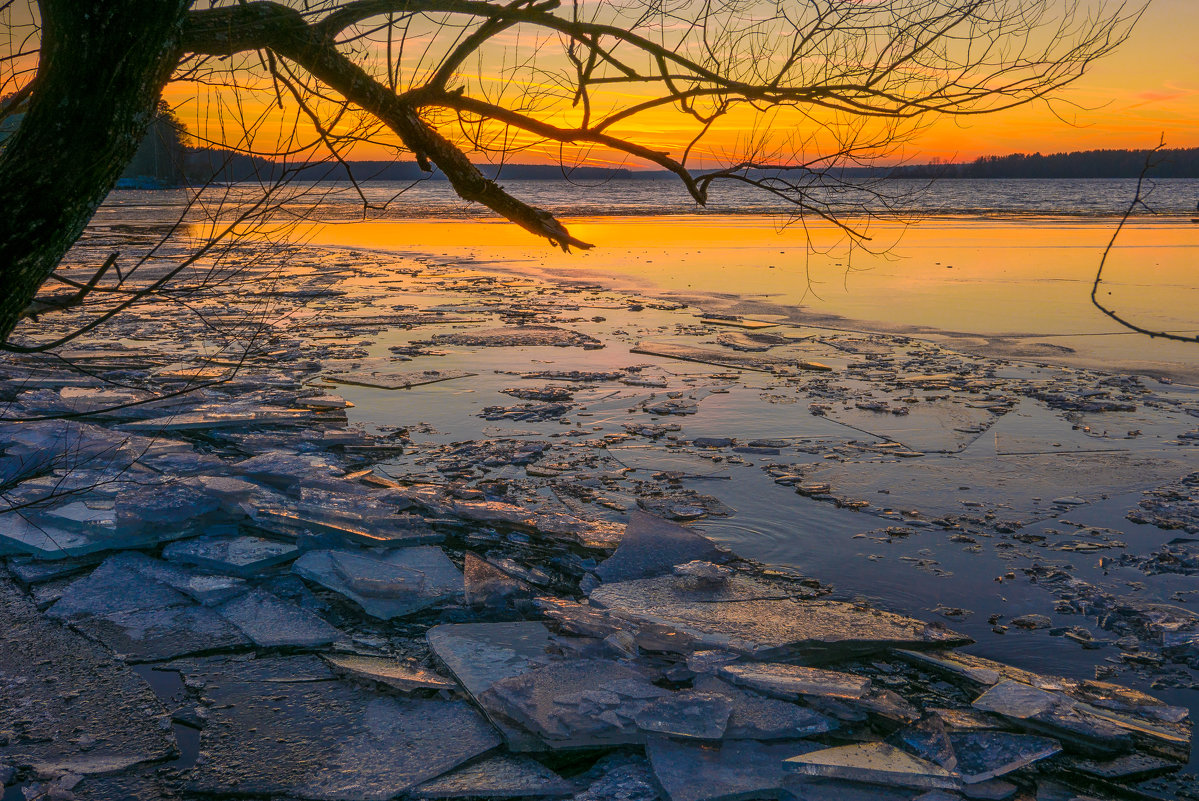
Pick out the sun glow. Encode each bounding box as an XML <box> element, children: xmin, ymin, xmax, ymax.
<box><xmin>156</xmin><ymin>0</ymin><xmax>1199</xmax><ymax>171</ymax></box>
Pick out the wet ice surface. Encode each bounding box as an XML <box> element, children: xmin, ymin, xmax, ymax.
<box><xmin>176</xmin><ymin>655</ymin><xmax>502</xmax><ymax>800</ymax></box>
<box><xmin>1</xmin><ymin>232</ymin><xmax>1198</xmax><ymax>799</ymax></box>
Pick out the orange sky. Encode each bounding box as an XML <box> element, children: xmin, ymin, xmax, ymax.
<box><xmin>910</xmin><ymin>0</ymin><xmax>1199</xmax><ymax>161</ymax></box>
<box><xmin>163</xmin><ymin>0</ymin><xmax>1199</xmax><ymax>167</ymax></box>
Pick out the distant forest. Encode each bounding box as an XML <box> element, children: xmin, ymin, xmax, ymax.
<box><xmin>7</xmin><ymin>100</ymin><xmax>1197</xmax><ymax>185</ymax></box>
<box><xmin>890</xmin><ymin>147</ymin><xmax>1199</xmax><ymax>179</ymax></box>
<box><xmin>159</xmin><ymin>145</ymin><xmax>1199</xmax><ymax>185</ymax></box>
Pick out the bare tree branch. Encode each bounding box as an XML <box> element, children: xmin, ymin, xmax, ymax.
<box><xmin>1091</xmin><ymin>137</ymin><xmax>1199</xmax><ymax>344</ymax></box>
<box><xmin>0</xmin><ymin>0</ymin><xmax>1148</xmax><ymax>347</ymax></box>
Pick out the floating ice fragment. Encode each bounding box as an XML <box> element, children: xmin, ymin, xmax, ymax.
<box><xmin>949</xmin><ymin>731</ymin><xmax>1061</xmax><ymax>783</ymax></box>
<box><xmin>887</xmin><ymin>715</ymin><xmax>958</xmax><ymax>771</ymax></box>
<box><xmin>784</xmin><ymin>743</ymin><xmax>960</xmax><ymax>791</ymax></box>
<box><xmin>117</xmin><ymin>408</ymin><xmax>316</xmax><ymax>431</ymax></box>
<box><xmin>183</xmin><ymin>656</ymin><xmax>501</xmax><ymax>800</ymax></box>
<box><xmin>633</xmin><ymin>691</ymin><xmax>733</xmax><ymax>740</ymax></box>
<box><xmin>215</xmin><ymin>588</ymin><xmax>340</xmax><ymax>648</ymax></box>
<box><xmin>692</xmin><ymin>675</ymin><xmax>836</xmax><ymax>741</ymax></box>
<box><xmin>412</xmin><ymin>754</ymin><xmax>575</xmax><ymax>799</ymax></box>
<box><xmin>465</xmin><ymin>552</ymin><xmax>533</xmax><ymax>609</ymax></box>
<box><xmin>323</xmin><ymin>654</ymin><xmax>458</xmax><ymax>693</ymax></box>
<box><xmin>589</xmin><ymin>572</ymin><xmax>970</xmax><ymax>660</ymax></box>
<box><xmin>433</xmin><ymin>325</ymin><xmax>601</xmax><ymax>349</ymax></box>
<box><xmin>481</xmin><ymin>659</ymin><xmax>667</xmax><ymax>749</ymax></box>
<box><xmin>233</xmin><ymin>451</ymin><xmax>344</xmax><ymax>490</ymax></box>
<box><xmin>162</xmin><ymin>534</ymin><xmax>299</xmax><ymax>577</ymax></box>
<box><xmin>427</xmin><ymin>622</ymin><xmax>556</xmax><ymax>751</ymax></box>
<box><xmin>648</xmin><ymin>736</ymin><xmax>821</xmax><ymax>801</ymax></box>
<box><xmin>293</xmin><ymin>547</ymin><xmax>463</xmax><ymax>619</ymax></box>
<box><xmin>326</xmin><ymin>368</ymin><xmax>476</xmax><ymax>390</ymax></box>
<box><xmin>973</xmin><ymin>681</ymin><xmax>1132</xmax><ymax>756</ymax></box>
<box><xmin>594</xmin><ymin>511</ymin><xmax>728</xmax><ymax>584</ymax></box>
<box><xmin>719</xmin><ymin>663</ymin><xmax>872</xmax><ymax>701</ymax></box>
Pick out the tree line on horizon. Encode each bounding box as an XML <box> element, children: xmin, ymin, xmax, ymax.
<box><xmin>149</xmin><ymin>143</ymin><xmax>1199</xmax><ymax>185</ymax></box>
<box><xmin>168</xmin><ymin>144</ymin><xmax>1199</xmax><ymax>185</ymax></box>
<box><xmin>891</xmin><ymin>147</ymin><xmax>1199</xmax><ymax>179</ymax></box>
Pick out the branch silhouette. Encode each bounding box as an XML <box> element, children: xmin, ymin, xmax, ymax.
<box><xmin>1090</xmin><ymin>137</ymin><xmax>1199</xmax><ymax>344</ymax></box>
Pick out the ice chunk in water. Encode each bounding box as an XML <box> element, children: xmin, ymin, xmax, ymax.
<box><xmin>427</xmin><ymin>621</ymin><xmax>555</xmax><ymax>751</ymax></box>
<box><xmin>481</xmin><ymin>659</ymin><xmax>668</xmax><ymax>749</ymax></box>
<box><xmin>105</xmin><ymin>552</ymin><xmax>247</xmax><ymax>606</ymax></box>
<box><xmin>182</xmin><ymin>656</ymin><xmax>501</xmax><ymax>800</ymax></box>
<box><xmin>37</xmin><ymin>501</ymin><xmax>117</xmax><ymax>531</ymax></box>
<box><xmin>647</xmin><ymin>736</ymin><xmax>823</xmax><ymax>801</ymax></box>
<box><xmin>323</xmin><ymin>654</ymin><xmax>458</xmax><ymax>693</ymax></box>
<box><xmin>48</xmin><ymin>557</ymin><xmax>194</xmax><ymax>620</ymax></box>
<box><xmin>692</xmin><ymin>675</ymin><xmax>836</xmax><ymax>741</ymax></box>
<box><xmin>117</xmin><ymin>407</ymin><xmax>315</xmax><ymax>432</ymax></box>
<box><xmin>411</xmin><ymin>754</ymin><xmax>574</xmax><ymax>799</ymax></box>
<box><xmin>114</xmin><ymin>483</ymin><xmax>221</xmax><ymax>533</ymax></box>
<box><xmin>719</xmin><ymin>663</ymin><xmax>872</xmax><ymax>701</ymax></box>
<box><xmin>973</xmin><ymin>681</ymin><xmax>1132</xmax><ymax>756</ymax></box>
<box><xmin>0</xmin><ymin>513</ymin><xmax>144</xmax><ymax>560</ymax></box>
<box><xmin>949</xmin><ymin>731</ymin><xmax>1061</xmax><ymax>783</ymax></box>
<box><xmin>233</xmin><ymin>451</ymin><xmax>344</xmax><ymax>490</ymax></box>
<box><xmin>215</xmin><ymin>588</ymin><xmax>340</xmax><ymax>648</ymax></box>
<box><xmin>464</xmin><ymin>552</ymin><xmax>533</xmax><ymax>609</ymax></box>
<box><xmin>886</xmin><ymin>715</ymin><xmax>958</xmax><ymax>771</ymax></box>
<box><xmin>163</xmin><ymin>534</ymin><xmax>299</xmax><ymax>577</ymax></box>
<box><xmin>633</xmin><ymin>691</ymin><xmax>733</xmax><ymax>740</ymax></box>
<box><xmin>48</xmin><ymin>553</ymin><xmax>250</xmax><ymax>660</ymax></box>
<box><xmin>293</xmin><ymin>547</ymin><xmax>463</xmax><ymax>619</ymax></box>
<box><xmin>784</xmin><ymin>743</ymin><xmax>961</xmax><ymax>791</ymax></box>
<box><xmin>594</xmin><ymin>511</ymin><xmax>727</xmax><ymax>584</ymax></box>
<box><xmin>589</xmin><ymin>573</ymin><xmax>970</xmax><ymax>660</ymax></box>
<box><xmin>70</xmin><ymin>605</ymin><xmax>251</xmax><ymax>662</ymax></box>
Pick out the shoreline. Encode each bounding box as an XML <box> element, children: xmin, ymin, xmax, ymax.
<box><xmin>1</xmin><ymin>225</ymin><xmax>1197</xmax><ymax>796</ymax></box>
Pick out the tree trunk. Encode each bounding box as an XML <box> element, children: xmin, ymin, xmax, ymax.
<box><xmin>0</xmin><ymin>0</ymin><xmax>189</xmax><ymax>344</ymax></box>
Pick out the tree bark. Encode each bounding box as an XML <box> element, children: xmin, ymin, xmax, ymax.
<box><xmin>0</xmin><ymin>0</ymin><xmax>189</xmax><ymax>344</ymax></box>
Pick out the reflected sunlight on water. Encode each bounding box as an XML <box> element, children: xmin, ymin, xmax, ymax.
<box><xmin>301</xmin><ymin>216</ymin><xmax>1199</xmax><ymax>381</ymax></box>
<box><xmin>99</xmin><ymin>177</ymin><xmax>1199</xmax><ymax>378</ymax></box>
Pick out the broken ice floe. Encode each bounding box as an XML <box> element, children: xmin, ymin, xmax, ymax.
<box><xmin>411</xmin><ymin>754</ymin><xmax>574</xmax><ymax>799</ymax></box>
<box><xmin>633</xmin><ymin>340</ymin><xmax>830</xmax><ymax>372</ymax></box>
<box><xmin>161</xmin><ymin>533</ymin><xmax>299</xmax><ymax>577</ymax></box>
<box><xmin>588</xmin><ymin>571</ymin><xmax>970</xmax><ymax>660</ymax></box>
<box><xmin>292</xmin><ymin>546</ymin><xmax>464</xmax><ymax>619</ymax></box>
<box><xmin>2</xmin><ymin>241</ymin><xmax>1197</xmax><ymax>801</ymax></box>
<box><xmin>594</xmin><ymin>510</ymin><xmax>729</xmax><ymax>584</ymax></box>
<box><xmin>785</xmin><ymin>742</ymin><xmax>960</xmax><ymax>791</ymax></box>
<box><xmin>0</xmin><ymin>576</ymin><xmax>175</xmax><ymax>776</ymax></box>
<box><xmin>179</xmin><ymin>655</ymin><xmax>501</xmax><ymax>801</ymax></box>
<box><xmin>323</xmin><ymin>653</ymin><xmax>458</xmax><ymax>693</ymax></box>
<box><xmin>326</xmin><ymin>367</ymin><xmax>476</xmax><ymax>391</ymax></box>
<box><xmin>427</xmin><ymin>621</ymin><xmax>557</xmax><ymax>751</ymax></box>
<box><xmin>433</xmin><ymin>324</ymin><xmax>602</xmax><ymax>349</ymax></box>
<box><xmin>480</xmin><ymin>658</ymin><xmax>667</xmax><ymax>748</ymax></box>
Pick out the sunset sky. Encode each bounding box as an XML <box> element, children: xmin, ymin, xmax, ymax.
<box><xmin>153</xmin><ymin>0</ymin><xmax>1199</xmax><ymax>167</ymax></box>
<box><xmin>912</xmin><ymin>0</ymin><xmax>1199</xmax><ymax>161</ymax></box>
